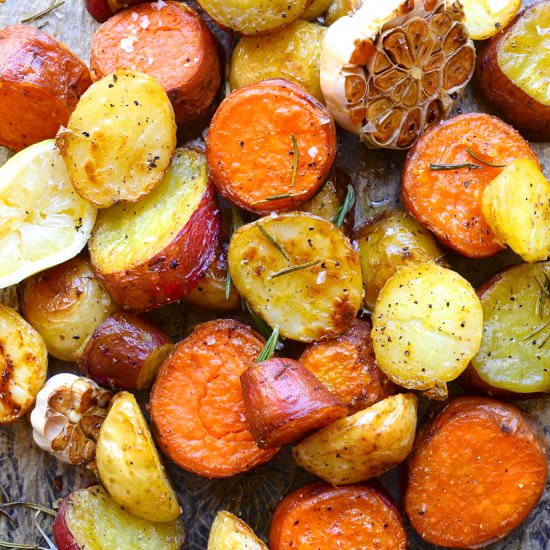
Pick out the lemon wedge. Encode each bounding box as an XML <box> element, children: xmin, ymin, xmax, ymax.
<box><xmin>0</xmin><ymin>139</ymin><xmax>96</xmax><ymax>288</ymax></box>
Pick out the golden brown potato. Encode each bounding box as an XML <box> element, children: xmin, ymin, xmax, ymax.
<box><xmin>183</xmin><ymin>245</ymin><xmax>241</xmax><ymax>312</ymax></box>
<box><xmin>355</xmin><ymin>209</ymin><xmax>445</xmax><ymax>311</ymax></box>
<box><xmin>20</xmin><ymin>257</ymin><xmax>117</xmax><ymax>362</ymax></box>
<box><xmin>230</xmin><ymin>22</ymin><xmax>325</xmax><ymax>102</ymax></box>
<box><xmin>461</xmin><ymin>0</ymin><xmax>521</xmax><ymax>39</ymax></box>
<box><xmin>57</xmin><ymin>71</ymin><xmax>177</xmax><ymax>208</ymax></box>
<box><xmin>0</xmin><ymin>304</ymin><xmax>48</xmax><ymax>424</ymax></box>
<box><xmin>299</xmin><ymin>172</ymin><xmax>350</xmax><ymax>224</ymax></box>
<box><xmin>303</xmin><ymin>0</ymin><xmax>332</xmax><ymax>19</ymax></box>
<box><xmin>96</xmin><ymin>392</ymin><xmax>181</xmax><ymax>523</ymax></box>
<box><xmin>475</xmin><ymin>1</ymin><xmax>550</xmax><ymax>141</ymax></box>
<box><xmin>207</xmin><ymin>511</ymin><xmax>267</xmax><ymax>550</ymax></box>
<box><xmin>325</xmin><ymin>0</ymin><xmax>361</xmax><ymax>25</ymax></box>
<box><xmin>79</xmin><ymin>311</ymin><xmax>173</xmax><ymax>391</ymax></box>
<box><xmin>292</xmin><ymin>393</ymin><xmax>418</xmax><ymax>485</ymax></box>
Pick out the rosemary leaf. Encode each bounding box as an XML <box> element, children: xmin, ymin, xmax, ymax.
<box><xmin>291</xmin><ymin>134</ymin><xmax>299</xmax><ymax>188</ymax></box>
<box><xmin>539</xmin><ymin>329</ymin><xmax>550</xmax><ymax>349</ymax></box>
<box><xmin>0</xmin><ymin>502</ymin><xmax>56</xmax><ymax>517</ymax></box>
<box><xmin>465</xmin><ymin>147</ymin><xmax>506</xmax><ymax>168</ymax></box>
<box><xmin>243</xmin><ymin>301</ymin><xmax>271</xmax><ymax>339</ymax></box>
<box><xmin>269</xmin><ymin>260</ymin><xmax>321</xmax><ymax>279</ymax></box>
<box><xmin>524</xmin><ymin>318</ymin><xmax>550</xmax><ymax>341</ymax></box>
<box><xmin>429</xmin><ymin>162</ymin><xmax>482</xmax><ymax>171</ymax></box>
<box><xmin>0</xmin><ymin>541</ymin><xmax>41</xmax><ymax>549</ymax></box>
<box><xmin>256</xmin><ymin>325</ymin><xmax>280</xmax><ymax>363</ymax></box>
<box><xmin>251</xmin><ymin>191</ymin><xmax>308</xmax><ymax>205</ymax></box>
<box><xmin>334</xmin><ymin>184</ymin><xmax>355</xmax><ymax>228</ymax></box>
<box><xmin>225</xmin><ymin>271</ymin><xmax>232</xmax><ymax>300</ymax></box>
<box><xmin>256</xmin><ymin>223</ymin><xmax>290</xmax><ymax>261</ymax></box>
<box><xmin>21</xmin><ymin>1</ymin><xmax>64</xmax><ymax>23</ymax></box>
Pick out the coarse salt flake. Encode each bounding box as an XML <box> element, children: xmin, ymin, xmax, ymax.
<box><xmin>120</xmin><ymin>36</ymin><xmax>137</xmax><ymax>53</ymax></box>
<box><xmin>131</xmin><ymin>12</ymin><xmax>139</xmax><ymax>21</ymax></box>
<box><xmin>153</xmin><ymin>0</ymin><xmax>167</xmax><ymax>9</ymax></box>
<box><xmin>316</xmin><ymin>271</ymin><xmax>327</xmax><ymax>284</ymax></box>
<box><xmin>308</xmin><ymin>146</ymin><xmax>318</xmax><ymax>158</ymax></box>
<box><xmin>140</xmin><ymin>15</ymin><xmax>151</xmax><ymax>29</ymax></box>
<box><xmin>206</xmin><ymin>335</ymin><xmax>216</xmax><ymax>345</ymax></box>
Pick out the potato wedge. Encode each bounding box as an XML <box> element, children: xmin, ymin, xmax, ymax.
<box><xmin>0</xmin><ymin>304</ymin><xmax>48</xmax><ymax>424</ymax></box>
<box><xmin>196</xmin><ymin>0</ymin><xmax>310</xmax><ymax>35</ymax></box>
<box><xmin>57</xmin><ymin>71</ymin><xmax>176</xmax><ymax>208</ymax></box>
<box><xmin>355</xmin><ymin>209</ymin><xmax>445</xmax><ymax>311</ymax></box>
<box><xmin>96</xmin><ymin>391</ymin><xmax>181</xmax><ymax>522</ymax></box>
<box><xmin>292</xmin><ymin>393</ymin><xmax>418</xmax><ymax>485</ymax></box>
<box><xmin>20</xmin><ymin>257</ymin><xmax>117</xmax><ymax>362</ymax></box>
<box><xmin>372</xmin><ymin>264</ymin><xmax>483</xmax><ymax>399</ymax></box>
<box><xmin>207</xmin><ymin>511</ymin><xmax>267</xmax><ymax>550</ymax></box>
<box><xmin>482</xmin><ymin>158</ymin><xmax>550</xmax><ymax>263</ymax></box>
<box><xmin>461</xmin><ymin>0</ymin><xmax>521</xmax><ymax>40</ymax></box>
<box><xmin>230</xmin><ymin>22</ymin><xmax>325</xmax><ymax>102</ymax></box>
<box><xmin>53</xmin><ymin>485</ymin><xmax>185</xmax><ymax>550</ymax></box>
<box><xmin>90</xmin><ymin>147</ymin><xmax>220</xmax><ymax>312</ymax></box>
<box><xmin>228</xmin><ymin>212</ymin><xmax>363</xmax><ymax>342</ymax></box>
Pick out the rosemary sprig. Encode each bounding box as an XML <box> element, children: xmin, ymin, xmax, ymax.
<box><xmin>0</xmin><ymin>502</ymin><xmax>56</xmax><ymax>517</ymax></box>
<box><xmin>256</xmin><ymin>325</ymin><xmax>280</xmax><ymax>363</ymax></box>
<box><xmin>243</xmin><ymin>301</ymin><xmax>272</xmax><ymax>339</ymax></box>
<box><xmin>291</xmin><ymin>134</ymin><xmax>299</xmax><ymax>188</ymax></box>
<box><xmin>269</xmin><ymin>260</ymin><xmax>321</xmax><ymax>279</ymax></box>
<box><xmin>334</xmin><ymin>184</ymin><xmax>355</xmax><ymax>228</ymax></box>
<box><xmin>465</xmin><ymin>147</ymin><xmax>506</xmax><ymax>168</ymax></box>
<box><xmin>256</xmin><ymin>223</ymin><xmax>290</xmax><ymax>261</ymax></box>
<box><xmin>429</xmin><ymin>162</ymin><xmax>482</xmax><ymax>171</ymax></box>
<box><xmin>251</xmin><ymin>191</ymin><xmax>308</xmax><ymax>205</ymax></box>
<box><xmin>524</xmin><ymin>269</ymin><xmax>550</xmax><ymax>347</ymax></box>
<box><xmin>21</xmin><ymin>1</ymin><xmax>65</xmax><ymax>23</ymax></box>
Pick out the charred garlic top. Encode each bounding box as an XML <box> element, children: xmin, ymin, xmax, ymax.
<box><xmin>321</xmin><ymin>0</ymin><xmax>475</xmax><ymax>149</ymax></box>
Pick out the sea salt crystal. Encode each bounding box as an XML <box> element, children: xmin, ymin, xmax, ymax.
<box><xmin>153</xmin><ymin>0</ymin><xmax>167</xmax><ymax>10</ymax></box>
<box><xmin>120</xmin><ymin>36</ymin><xmax>137</xmax><ymax>53</ymax></box>
<box><xmin>140</xmin><ymin>15</ymin><xmax>151</xmax><ymax>29</ymax></box>
<box><xmin>131</xmin><ymin>12</ymin><xmax>139</xmax><ymax>21</ymax></box>
<box><xmin>308</xmin><ymin>146</ymin><xmax>318</xmax><ymax>158</ymax></box>
<box><xmin>148</xmin><ymin>57</ymin><xmax>154</xmax><ymax>66</ymax></box>
<box><xmin>206</xmin><ymin>336</ymin><xmax>216</xmax><ymax>345</ymax></box>
<box><xmin>316</xmin><ymin>271</ymin><xmax>326</xmax><ymax>284</ymax></box>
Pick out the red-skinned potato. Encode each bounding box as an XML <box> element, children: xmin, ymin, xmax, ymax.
<box><xmin>475</xmin><ymin>1</ymin><xmax>550</xmax><ymax>141</ymax></box>
<box><xmin>53</xmin><ymin>485</ymin><xmax>185</xmax><ymax>550</ymax></box>
<box><xmin>90</xmin><ymin>148</ymin><xmax>220</xmax><ymax>312</ymax></box>
<box><xmin>79</xmin><ymin>311</ymin><xmax>173</xmax><ymax>390</ymax></box>
<box><xmin>85</xmin><ymin>0</ymin><xmax>143</xmax><ymax>22</ymax></box>
<box><xmin>241</xmin><ymin>358</ymin><xmax>347</xmax><ymax>449</ymax></box>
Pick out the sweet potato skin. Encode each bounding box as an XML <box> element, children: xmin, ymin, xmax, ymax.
<box><xmin>269</xmin><ymin>481</ymin><xmax>407</xmax><ymax>550</ymax></box>
<box><xmin>91</xmin><ymin>2</ymin><xmax>221</xmax><ymax>124</ymax></box>
<box><xmin>0</xmin><ymin>25</ymin><xmax>91</xmax><ymax>151</ymax></box>
<box><xmin>241</xmin><ymin>358</ymin><xmax>347</xmax><ymax>448</ymax></box>
<box><xmin>92</xmin><ymin>180</ymin><xmax>220</xmax><ymax>312</ymax></box>
<box><xmin>405</xmin><ymin>396</ymin><xmax>548</xmax><ymax>548</ymax></box>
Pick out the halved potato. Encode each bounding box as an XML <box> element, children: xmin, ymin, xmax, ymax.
<box><xmin>292</xmin><ymin>393</ymin><xmax>418</xmax><ymax>485</ymax></box>
<box><xmin>90</xmin><ymin>147</ymin><xmax>220</xmax><ymax>312</ymax></box>
<box><xmin>0</xmin><ymin>304</ymin><xmax>48</xmax><ymax>423</ymax></box>
<box><xmin>207</xmin><ymin>511</ymin><xmax>267</xmax><ymax>550</ymax></box>
<box><xmin>461</xmin><ymin>0</ymin><xmax>521</xmax><ymax>40</ymax></box>
<box><xmin>53</xmin><ymin>485</ymin><xmax>185</xmax><ymax>550</ymax></box>
<box><xmin>228</xmin><ymin>212</ymin><xmax>363</xmax><ymax>342</ymax></box>
<box><xmin>196</xmin><ymin>0</ymin><xmax>310</xmax><ymax>35</ymax></box>
<box><xmin>303</xmin><ymin>0</ymin><xmax>332</xmax><ymax>20</ymax></box>
<box><xmin>300</xmin><ymin>173</ymin><xmax>348</xmax><ymax>224</ymax></box>
<box><xmin>57</xmin><ymin>71</ymin><xmax>176</xmax><ymax>208</ymax></box>
<box><xmin>476</xmin><ymin>1</ymin><xmax>550</xmax><ymax>140</ymax></box>
<box><xmin>482</xmin><ymin>158</ymin><xmax>550</xmax><ymax>263</ymax></box>
<box><xmin>230</xmin><ymin>22</ymin><xmax>325</xmax><ymax>102</ymax></box>
<box><xmin>20</xmin><ymin>257</ymin><xmax>117</xmax><ymax>362</ymax></box>
<box><xmin>372</xmin><ymin>264</ymin><xmax>483</xmax><ymax>399</ymax></box>
<box><xmin>96</xmin><ymin>391</ymin><xmax>181</xmax><ymax>522</ymax></box>
<box><xmin>325</xmin><ymin>0</ymin><xmax>362</xmax><ymax>26</ymax></box>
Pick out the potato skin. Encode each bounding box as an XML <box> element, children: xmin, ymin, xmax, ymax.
<box><xmin>292</xmin><ymin>393</ymin><xmax>418</xmax><ymax>485</ymax></box>
<box><xmin>475</xmin><ymin>3</ymin><xmax>550</xmax><ymax>141</ymax></box>
<box><xmin>207</xmin><ymin>511</ymin><xmax>267</xmax><ymax>550</ymax></box>
<box><xmin>79</xmin><ymin>311</ymin><xmax>173</xmax><ymax>391</ymax></box>
<box><xmin>241</xmin><ymin>358</ymin><xmax>347</xmax><ymax>448</ymax></box>
<box><xmin>20</xmin><ymin>257</ymin><xmax>117</xmax><ymax>362</ymax></box>
<box><xmin>0</xmin><ymin>25</ymin><xmax>92</xmax><ymax>151</ymax></box>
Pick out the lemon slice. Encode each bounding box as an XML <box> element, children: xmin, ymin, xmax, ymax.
<box><xmin>0</xmin><ymin>139</ymin><xmax>97</xmax><ymax>288</ymax></box>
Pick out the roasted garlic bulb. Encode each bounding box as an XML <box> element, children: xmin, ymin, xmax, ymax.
<box><xmin>30</xmin><ymin>373</ymin><xmax>112</xmax><ymax>470</ymax></box>
<box><xmin>321</xmin><ymin>0</ymin><xmax>475</xmax><ymax>149</ymax></box>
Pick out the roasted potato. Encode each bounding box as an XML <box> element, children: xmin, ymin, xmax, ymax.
<box><xmin>355</xmin><ymin>209</ymin><xmax>445</xmax><ymax>311</ymax></box>
<box><xmin>183</xmin><ymin>245</ymin><xmax>241</xmax><ymax>312</ymax></box>
<box><xmin>20</xmin><ymin>257</ymin><xmax>117</xmax><ymax>362</ymax></box>
<box><xmin>207</xmin><ymin>511</ymin><xmax>267</xmax><ymax>550</ymax></box>
<box><xmin>90</xmin><ymin>148</ymin><xmax>220</xmax><ymax>312</ymax></box>
<box><xmin>196</xmin><ymin>0</ymin><xmax>311</xmax><ymax>35</ymax></box>
<box><xmin>79</xmin><ymin>311</ymin><xmax>173</xmax><ymax>390</ymax></box>
<box><xmin>230</xmin><ymin>22</ymin><xmax>325</xmax><ymax>102</ymax></box>
<box><xmin>372</xmin><ymin>264</ymin><xmax>483</xmax><ymax>399</ymax></box>
<box><xmin>96</xmin><ymin>391</ymin><xmax>181</xmax><ymax>523</ymax></box>
<box><xmin>53</xmin><ymin>485</ymin><xmax>185</xmax><ymax>550</ymax></box>
<box><xmin>482</xmin><ymin>158</ymin><xmax>550</xmax><ymax>263</ymax></box>
<box><xmin>292</xmin><ymin>393</ymin><xmax>418</xmax><ymax>485</ymax></box>
<box><xmin>461</xmin><ymin>0</ymin><xmax>521</xmax><ymax>39</ymax></box>
<box><xmin>475</xmin><ymin>1</ymin><xmax>550</xmax><ymax>141</ymax></box>
<box><xmin>57</xmin><ymin>71</ymin><xmax>177</xmax><ymax>208</ymax></box>
<box><xmin>299</xmin><ymin>174</ymin><xmax>348</xmax><ymax>224</ymax></box>
<box><xmin>325</xmin><ymin>0</ymin><xmax>362</xmax><ymax>25</ymax></box>
<box><xmin>466</xmin><ymin>262</ymin><xmax>550</xmax><ymax>396</ymax></box>
<box><xmin>228</xmin><ymin>212</ymin><xmax>363</xmax><ymax>342</ymax></box>
<box><xmin>0</xmin><ymin>304</ymin><xmax>48</xmax><ymax>424</ymax></box>
<box><xmin>303</xmin><ymin>0</ymin><xmax>332</xmax><ymax>20</ymax></box>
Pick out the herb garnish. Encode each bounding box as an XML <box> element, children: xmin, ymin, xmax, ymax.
<box><xmin>256</xmin><ymin>325</ymin><xmax>280</xmax><ymax>363</ymax></box>
<box><xmin>291</xmin><ymin>134</ymin><xmax>299</xmax><ymax>188</ymax></box>
<box><xmin>251</xmin><ymin>191</ymin><xmax>308</xmax><ymax>206</ymax></box>
<box><xmin>21</xmin><ymin>1</ymin><xmax>64</xmax><ymax>23</ymax></box>
<box><xmin>256</xmin><ymin>223</ymin><xmax>290</xmax><ymax>261</ymax></box>
<box><xmin>334</xmin><ymin>184</ymin><xmax>355</xmax><ymax>228</ymax></box>
<box><xmin>525</xmin><ymin>268</ymin><xmax>550</xmax><ymax>348</ymax></box>
<box><xmin>429</xmin><ymin>162</ymin><xmax>482</xmax><ymax>171</ymax></box>
<box><xmin>225</xmin><ymin>205</ymin><xmax>244</xmax><ymax>299</ymax></box>
<box><xmin>269</xmin><ymin>260</ymin><xmax>321</xmax><ymax>279</ymax></box>
<box><xmin>465</xmin><ymin>147</ymin><xmax>506</xmax><ymax>168</ymax></box>
<box><xmin>243</xmin><ymin>301</ymin><xmax>272</xmax><ymax>339</ymax></box>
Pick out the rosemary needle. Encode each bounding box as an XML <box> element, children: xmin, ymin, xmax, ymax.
<box><xmin>465</xmin><ymin>147</ymin><xmax>506</xmax><ymax>168</ymax></box>
<box><xmin>269</xmin><ymin>260</ymin><xmax>321</xmax><ymax>279</ymax></box>
<box><xmin>256</xmin><ymin>325</ymin><xmax>280</xmax><ymax>363</ymax></box>
<box><xmin>429</xmin><ymin>162</ymin><xmax>482</xmax><ymax>171</ymax></box>
<box><xmin>256</xmin><ymin>223</ymin><xmax>290</xmax><ymax>261</ymax></box>
<box><xmin>334</xmin><ymin>184</ymin><xmax>355</xmax><ymax>228</ymax></box>
<box><xmin>251</xmin><ymin>191</ymin><xmax>308</xmax><ymax>205</ymax></box>
<box><xmin>291</xmin><ymin>134</ymin><xmax>299</xmax><ymax>187</ymax></box>
<box><xmin>21</xmin><ymin>1</ymin><xmax>65</xmax><ymax>24</ymax></box>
